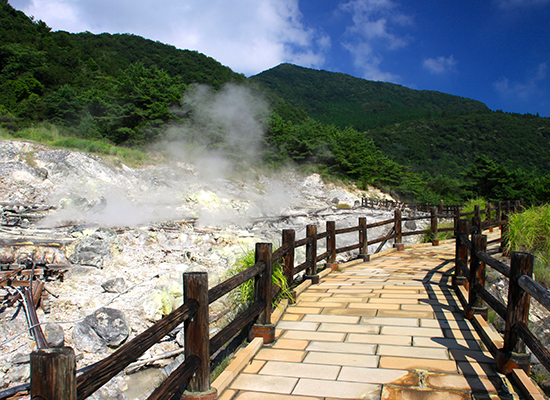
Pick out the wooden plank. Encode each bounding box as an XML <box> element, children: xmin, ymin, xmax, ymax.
<box><xmin>146</xmin><ymin>356</ymin><xmax>199</xmax><ymax>400</ymax></box>
<box><xmin>514</xmin><ymin>322</ymin><xmax>550</xmax><ymax>373</ymax></box>
<box><xmin>518</xmin><ymin>275</ymin><xmax>550</xmax><ymax>312</ymax></box>
<box><xmin>474</xmin><ymin>284</ymin><xmax>507</xmax><ymax>319</ymax></box>
<box><xmin>334</xmin><ymin>225</ymin><xmax>360</xmax><ymax>235</ymax></box>
<box><xmin>208</xmin><ymin>261</ymin><xmax>265</xmax><ymax>304</ymax></box>
<box><xmin>209</xmin><ymin>302</ymin><xmax>264</xmax><ymax>356</ymax></box>
<box><xmin>477</xmin><ymin>251</ymin><xmax>510</xmax><ymax>278</ymax></box>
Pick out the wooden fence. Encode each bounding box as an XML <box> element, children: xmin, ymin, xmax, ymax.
<box><xmin>4</xmin><ymin>199</ymin><xmax>536</xmax><ymax>400</ymax></box>
<box><xmin>454</xmin><ymin>218</ymin><xmax>550</xmax><ymax>377</ymax></box>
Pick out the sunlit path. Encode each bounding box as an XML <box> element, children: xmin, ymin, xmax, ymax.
<box><xmin>217</xmin><ymin>235</ymin><xmax>517</xmax><ymax>400</ymax></box>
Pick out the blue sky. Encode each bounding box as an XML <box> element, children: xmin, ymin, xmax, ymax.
<box><xmin>10</xmin><ymin>0</ymin><xmax>550</xmax><ymax>116</ymax></box>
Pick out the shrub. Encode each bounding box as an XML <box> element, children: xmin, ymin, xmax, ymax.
<box><xmin>505</xmin><ymin>204</ymin><xmax>550</xmax><ymax>288</ymax></box>
<box><xmin>225</xmin><ymin>248</ymin><xmax>293</xmax><ymax>313</ymax></box>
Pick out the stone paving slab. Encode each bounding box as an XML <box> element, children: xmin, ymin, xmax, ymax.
<box><xmin>222</xmin><ymin>237</ymin><xmax>515</xmax><ymax>399</ymax></box>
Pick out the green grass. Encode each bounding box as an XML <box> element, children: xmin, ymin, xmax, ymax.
<box><xmin>421</xmin><ymin>221</ymin><xmax>455</xmax><ymax>243</ymax></box>
<box><xmin>224</xmin><ymin>248</ymin><xmax>294</xmax><ymax>313</ymax></box>
<box><xmin>505</xmin><ymin>204</ymin><xmax>550</xmax><ymax>288</ymax></box>
<box><xmin>1</xmin><ymin>124</ymin><xmax>150</xmax><ymax>167</ymax></box>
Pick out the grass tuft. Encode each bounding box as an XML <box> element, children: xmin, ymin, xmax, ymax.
<box><xmin>505</xmin><ymin>204</ymin><xmax>550</xmax><ymax>288</ymax></box>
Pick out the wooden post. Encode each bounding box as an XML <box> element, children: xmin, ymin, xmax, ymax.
<box><xmin>393</xmin><ymin>210</ymin><xmax>404</xmax><ymax>251</ymax></box>
<box><xmin>454</xmin><ymin>219</ymin><xmax>469</xmax><ymax>289</ymax></box>
<box><xmin>472</xmin><ymin>205</ymin><xmax>482</xmax><ymax>234</ymax></box>
<box><xmin>182</xmin><ymin>272</ymin><xmax>213</xmax><ymax>397</ymax></box>
<box><xmin>465</xmin><ymin>234</ymin><xmax>488</xmax><ymax>320</ymax></box>
<box><xmin>497</xmin><ymin>252</ymin><xmax>534</xmax><ymax>375</ymax></box>
<box><xmin>358</xmin><ymin>217</ymin><xmax>370</xmax><ymax>260</ymax></box>
<box><xmin>431</xmin><ymin>207</ymin><xmax>439</xmax><ymax>246</ymax></box>
<box><xmin>439</xmin><ymin>200</ymin><xmax>444</xmax><ymax>214</ymax></box>
<box><xmin>282</xmin><ymin>229</ymin><xmax>295</xmax><ymax>287</ymax></box>
<box><xmin>453</xmin><ymin>204</ymin><xmax>460</xmax><ymax>236</ymax></box>
<box><xmin>305</xmin><ymin>225</ymin><xmax>318</xmax><ymax>283</ymax></box>
<box><xmin>326</xmin><ymin>221</ymin><xmax>338</xmax><ymax>270</ymax></box>
<box><xmin>499</xmin><ymin>210</ymin><xmax>509</xmax><ymax>254</ymax></box>
<box><xmin>487</xmin><ymin>202</ymin><xmax>493</xmax><ymax>232</ymax></box>
<box><xmin>31</xmin><ymin>347</ymin><xmax>76</xmax><ymax>400</ymax></box>
<box><xmin>249</xmin><ymin>243</ymin><xmax>275</xmax><ymax>344</ymax></box>
<box><xmin>255</xmin><ymin>243</ymin><xmax>273</xmax><ymax>325</ymax></box>
<box><xmin>496</xmin><ymin>202</ymin><xmax>502</xmax><ymax>225</ymax></box>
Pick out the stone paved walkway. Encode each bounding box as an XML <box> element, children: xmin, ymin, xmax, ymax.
<box><xmin>219</xmin><ymin>238</ymin><xmax>516</xmax><ymax>400</ymax></box>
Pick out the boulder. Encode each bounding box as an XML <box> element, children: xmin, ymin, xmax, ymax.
<box><xmin>72</xmin><ymin>321</ymin><xmax>107</xmax><ymax>353</ymax></box>
<box><xmin>44</xmin><ymin>323</ymin><xmax>65</xmax><ymax>347</ymax></box>
<box><xmin>84</xmin><ymin>307</ymin><xmax>129</xmax><ymax>347</ymax></box>
<box><xmin>102</xmin><ymin>277</ymin><xmax>126</xmax><ymax>293</ymax></box>
<box><xmin>69</xmin><ymin>230</ymin><xmax>113</xmax><ymax>268</ymax></box>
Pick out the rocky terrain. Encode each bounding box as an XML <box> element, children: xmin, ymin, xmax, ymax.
<box><xmin>0</xmin><ymin>139</ymin><xmax>414</xmax><ymax>399</ymax></box>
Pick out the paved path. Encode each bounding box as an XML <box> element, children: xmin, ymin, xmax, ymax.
<box><xmin>219</xmin><ymin>238</ymin><xmax>516</xmax><ymax>400</ymax></box>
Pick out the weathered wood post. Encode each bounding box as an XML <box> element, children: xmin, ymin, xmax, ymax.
<box><xmin>358</xmin><ymin>217</ymin><xmax>370</xmax><ymax>261</ymax></box>
<box><xmin>282</xmin><ymin>229</ymin><xmax>295</xmax><ymax>287</ymax></box>
<box><xmin>326</xmin><ymin>221</ymin><xmax>338</xmax><ymax>270</ymax></box>
<box><xmin>431</xmin><ymin>207</ymin><xmax>439</xmax><ymax>246</ymax></box>
<box><xmin>472</xmin><ymin>205</ymin><xmax>482</xmax><ymax>234</ymax></box>
<box><xmin>453</xmin><ymin>219</ymin><xmax>469</xmax><ymax>289</ymax></box>
<box><xmin>496</xmin><ymin>202</ymin><xmax>502</xmax><ymax>226</ymax></box>
<box><xmin>499</xmin><ymin>208</ymin><xmax>509</xmax><ymax>254</ymax></box>
<box><xmin>439</xmin><ymin>200</ymin><xmax>444</xmax><ymax>215</ymax></box>
<box><xmin>497</xmin><ymin>252</ymin><xmax>534</xmax><ymax>375</ymax></box>
<box><xmin>465</xmin><ymin>234</ymin><xmax>488</xmax><ymax>320</ymax></box>
<box><xmin>181</xmin><ymin>271</ymin><xmax>216</xmax><ymax>399</ymax></box>
<box><xmin>453</xmin><ymin>204</ymin><xmax>461</xmax><ymax>236</ymax></box>
<box><xmin>393</xmin><ymin>210</ymin><xmax>404</xmax><ymax>251</ymax></box>
<box><xmin>31</xmin><ymin>347</ymin><xmax>76</xmax><ymax>400</ymax></box>
<box><xmin>249</xmin><ymin>243</ymin><xmax>275</xmax><ymax>344</ymax></box>
<box><xmin>486</xmin><ymin>202</ymin><xmax>493</xmax><ymax>232</ymax></box>
<box><xmin>305</xmin><ymin>225</ymin><xmax>319</xmax><ymax>283</ymax></box>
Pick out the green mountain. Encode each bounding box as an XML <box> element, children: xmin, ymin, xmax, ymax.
<box><xmin>250</xmin><ymin>63</ymin><xmax>490</xmax><ymax>130</ymax></box>
<box><xmin>251</xmin><ymin>63</ymin><xmax>550</xmax><ymax>178</ymax></box>
<box><xmin>2</xmin><ymin>2</ymin><xmax>550</xmax><ymax>204</ymax></box>
<box><xmin>0</xmin><ymin>1</ymin><xmax>245</xmax><ymax>144</ymax></box>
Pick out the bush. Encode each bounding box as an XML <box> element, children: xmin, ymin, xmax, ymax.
<box><xmin>225</xmin><ymin>248</ymin><xmax>293</xmax><ymax>313</ymax></box>
<box><xmin>505</xmin><ymin>204</ymin><xmax>550</xmax><ymax>288</ymax></box>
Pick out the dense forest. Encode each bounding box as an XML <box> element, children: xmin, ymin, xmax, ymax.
<box><xmin>2</xmin><ymin>0</ymin><xmax>550</xmax><ymax>205</ymax></box>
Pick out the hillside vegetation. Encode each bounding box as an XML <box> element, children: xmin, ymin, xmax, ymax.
<box><xmin>250</xmin><ymin>63</ymin><xmax>490</xmax><ymax>130</ymax></box>
<box><xmin>2</xmin><ymin>1</ymin><xmax>550</xmax><ymax>205</ymax></box>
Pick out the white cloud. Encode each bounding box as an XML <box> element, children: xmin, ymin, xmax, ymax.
<box><xmin>496</xmin><ymin>0</ymin><xmax>550</xmax><ymax>9</ymax></box>
<box><xmin>339</xmin><ymin>0</ymin><xmax>412</xmax><ymax>82</ymax></box>
<box><xmin>494</xmin><ymin>62</ymin><xmax>547</xmax><ymax>99</ymax></box>
<box><xmin>423</xmin><ymin>55</ymin><xmax>458</xmax><ymax>74</ymax></box>
<box><xmin>9</xmin><ymin>0</ymin><xmax>329</xmax><ymax>76</ymax></box>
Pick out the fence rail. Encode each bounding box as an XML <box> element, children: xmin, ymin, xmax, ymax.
<box><xmin>6</xmin><ymin>198</ymin><xmax>540</xmax><ymax>400</ymax></box>
<box><xmin>455</xmin><ymin>219</ymin><xmax>550</xmax><ymax>376</ymax></box>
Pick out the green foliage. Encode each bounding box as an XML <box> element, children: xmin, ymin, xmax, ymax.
<box><xmin>251</xmin><ymin>64</ymin><xmax>489</xmax><ymax>131</ymax></box>
<box><xmin>225</xmin><ymin>248</ymin><xmax>293</xmax><ymax>313</ymax></box>
<box><xmin>464</xmin><ymin>156</ymin><xmax>550</xmax><ymax>204</ymax></box>
<box><xmin>505</xmin><ymin>204</ymin><xmax>550</xmax><ymax>288</ymax></box>
<box><xmin>420</xmin><ymin>222</ymin><xmax>455</xmax><ymax>243</ymax></box>
<box><xmin>0</xmin><ymin>124</ymin><xmax>149</xmax><ymax>166</ymax></box>
<box><xmin>0</xmin><ymin>1</ymin><xmax>244</xmax><ymax>145</ymax></box>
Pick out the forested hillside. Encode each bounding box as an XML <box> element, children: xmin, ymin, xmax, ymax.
<box><xmin>0</xmin><ymin>0</ymin><xmax>244</xmax><ymax>144</ymax></box>
<box><xmin>250</xmin><ymin>63</ymin><xmax>490</xmax><ymax>130</ymax></box>
<box><xmin>2</xmin><ymin>1</ymin><xmax>550</xmax><ymax>205</ymax></box>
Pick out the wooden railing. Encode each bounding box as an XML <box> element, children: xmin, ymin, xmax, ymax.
<box><xmin>13</xmin><ymin>199</ymin><xmax>529</xmax><ymax>399</ymax></box>
<box><xmin>455</xmin><ymin>219</ymin><xmax>550</xmax><ymax>377</ymax></box>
